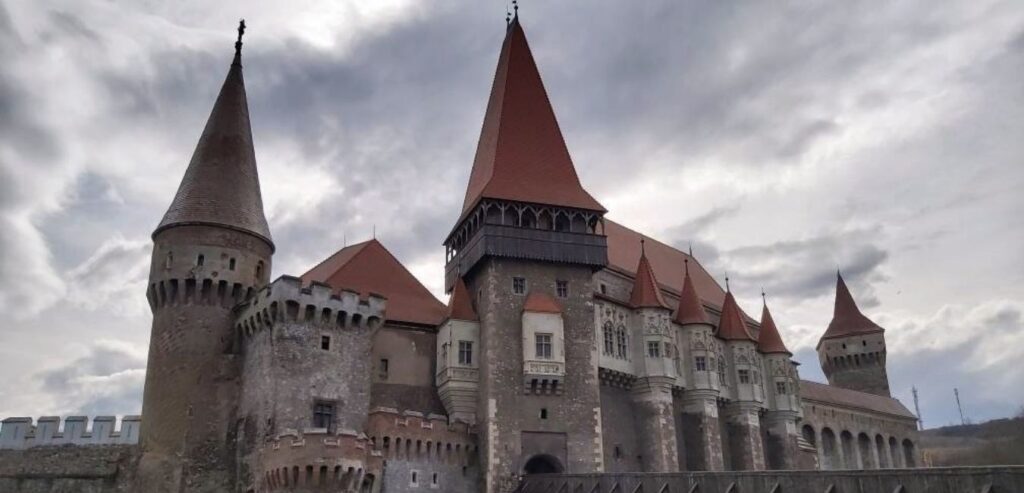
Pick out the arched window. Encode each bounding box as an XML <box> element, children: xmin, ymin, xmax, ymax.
<box><xmin>603</xmin><ymin>322</ymin><xmax>614</xmax><ymax>355</ymax></box>
<box><xmin>615</xmin><ymin>325</ymin><xmax>628</xmax><ymax>358</ymax></box>
<box><xmin>256</xmin><ymin>261</ymin><xmax>264</xmax><ymax>279</ymax></box>
<box><xmin>196</xmin><ymin>254</ymin><xmax>205</xmax><ymax>267</ymax></box>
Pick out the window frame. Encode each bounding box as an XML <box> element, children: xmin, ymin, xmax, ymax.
<box><xmin>646</xmin><ymin>341</ymin><xmax>661</xmax><ymax>358</ymax></box>
<box><xmin>512</xmin><ymin>276</ymin><xmax>527</xmax><ymax>295</ymax></box>
<box><xmin>695</xmin><ymin>355</ymin><xmax>707</xmax><ymax>371</ymax></box>
<box><xmin>312</xmin><ymin>400</ymin><xmax>336</xmax><ymax>431</ymax></box>
<box><xmin>458</xmin><ymin>340</ymin><xmax>473</xmax><ymax>366</ymax></box>
<box><xmin>738</xmin><ymin>368</ymin><xmax>751</xmax><ymax>384</ymax></box>
<box><xmin>535</xmin><ymin>333</ymin><xmax>553</xmax><ymax>360</ymax></box>
<box><xmin>556</xmin><ymin>280</ymin><xmax>568</xmax><ymax>298</ymax></box>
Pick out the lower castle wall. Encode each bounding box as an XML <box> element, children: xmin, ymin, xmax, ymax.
<box><xmin>598</xmin><ymin>385</ymin><xmax>641</xmax><ymax>473</ymax></box>
<box><xmin>0</xmin><ymin>445</ymin><xmax>138</xmax><ymax>493</ymax></box>
<box><xmin>381</xmin><ymin>459</ymin><xmax>479</xmax><ymax>493</ymax></box>
<box><xmin>516</xmin><ymin>467</ymin><xmax>1024</xmax><ymax>493</ymax></box>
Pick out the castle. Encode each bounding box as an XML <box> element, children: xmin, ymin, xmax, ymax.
<box><xmin>0</xmin><ymin>16</ymin><xmax>929</xmax><ymax>493</ymax></box>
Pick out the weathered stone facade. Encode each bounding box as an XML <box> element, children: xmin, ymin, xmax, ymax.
<box><xmin>0</xmin><ymin>15</ymin><xmax>935</xmax><ymax>493</ymax></box>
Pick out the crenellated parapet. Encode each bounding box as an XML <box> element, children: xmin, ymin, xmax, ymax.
<box><xmin>259</xmin><ymin>427</ymin><xmax>382</xmax><ymax>491</ymax></box>
<box><xmin>235</xmin><ymin>275</ymin><xmax>386</xmax><ymax>341</ymax></box>
<box><xmin>0</xmin><ymin>416</ymin><xmax>141</xmax><ymax>449</ymax></box>
<box><xmin>365</xmin><ymin>407</ymin><xmax>477</xmax><ymax>466</ymax></box>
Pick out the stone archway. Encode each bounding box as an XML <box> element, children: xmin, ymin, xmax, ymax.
<box><xmin>523</xmin><ymin>454</ymin><xmax>564</xmax><ymax>475</ymax></box>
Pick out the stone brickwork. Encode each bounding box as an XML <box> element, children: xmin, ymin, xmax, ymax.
<box><xmin>0</xmin><ymin>445</ymin><xmax>138</xmax><ymax>493</ymax></box>
<box><xmin>515</xmin><ymin>467</ymin><xmax>1024</xmax><ymax>493</ymax></box>
<box><xmin>365</xmin><ymin>408</ymin><xmax>479</xmax><ymax>492</ymax></box>
<box><xmin>466</xmin><ymin>258</ymin><xmax>603</xmax><ymax>492</ymax></box>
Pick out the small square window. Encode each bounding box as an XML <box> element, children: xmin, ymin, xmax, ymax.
<box><xmin>320</xmin><ymin>335</ymin><xmax>331</xmax><ymax>351</ymax></box>
<box><xmin>599</xmin><ymin>283</ymin><xmax>607</xmax><ymax>295</ymax></box>
<box><xmin>738</xmin><ymin>369</ymin><xmax>751</xmax><ymax>384</ymax></box>
<box><xmin>647</xmin><ymin>341</ymin><xmax>661</xmax><ymax>358</ymax></box>
<box><xmin>535</xmin><ymin>334</ymin><xmax>552</xmax><ymax>360</ymax></box>
<box><xmin>379</xmin><ymin>359</ymin><xmax>390</xmax><ymax>380</ymax></box>
<box><xmin>313</xmin><ymin>401</ymin><xmax>335</xmax><ymax>430</ymax></box>
<box><xmin>695</xmin><ymin>356</ymin><xmax>707</xmax><ymax>371</ymax></box>
<box><xmin>540</xmin><ymin>408</ymin><xmax>548</xmax><ymax>419</ymax></box>
<box><xmin>458</xmin><ymin>341</ymin><xmax>473</xmax><ymax>365</ymax></box>
<box><xmin>513</xmin><ymin>277</ymin><xmax>526</xmax><ymax>295</ymax></box>
<box><xmin>556</xmin><ymin>280</ymin><xmax>568</xmax><ymax>298</ymax></box>
<box><xmin>776</xmin><ymin>381</ymin><xmax>788</xmax><ymax>395</ymax></box>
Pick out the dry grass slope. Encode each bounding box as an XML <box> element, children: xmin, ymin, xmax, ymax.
<box><xmin>919</xmin><ymin>408</ymin><xmax>1024</xmax><ymax>466</ymax></box>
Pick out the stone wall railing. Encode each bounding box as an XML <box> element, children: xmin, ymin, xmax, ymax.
<box><xmin>514</xmin><ymin>467</ymin><xmax>1024</xmax><ymax>493</ymax></box>
<box><xmin>0</xmin><ymin>416</ymin><xmax>141</xmax><ymax>449</ymax></box>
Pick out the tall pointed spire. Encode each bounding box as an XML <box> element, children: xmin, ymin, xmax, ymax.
<box><xmin>717</xmin><ymin>289</ymin><xmax>755</xmax><ymax>341</ymax></box>
<box><xmin>460</xmin><ymin>16</ymin><xmax>605</xmax><ymax>216</ymax></box>
<box><xmin>629</xmin><ymin>239</ymin><xmax>669</xmax><ymax>309</ymax></box>
<box><xmin>674</xmin><ymin>259</ymin><xmax>710</xmax><ymax>325</ymax></box>
<box><xmin>821</xmin><ymin>272</ymin><xmax>883</xmax><ymax>341</ymax></box>
<box><xmin>155</xmin><ymin>20</ymin><xmax>273</xmax><ymax>249</ymax></box>
<box><xmin>757</xmin><ymin>295</ymin><xmax>791</xmax><ymax>354</ymax></box>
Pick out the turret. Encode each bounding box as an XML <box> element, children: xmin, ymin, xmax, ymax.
<box><xmin>716</xmin><ymin>282</ymin><xmax>766</xmax><ymax>471</ymax></box>
<box><xmin>757</xmin><ymin>295</ymin><xmax>802</xmax><ymax>470</ymax></box>
<box><xmin>437</xmin><ymin>277</ymin><xmax>481</xmax><ymax>424</ymax></box>
<box><xmin>137</xmin><ymin>21</ymin><xmax>273</xmax><ymax>493</ymax></box>
<box><xmin>673</xmin><ymin>259</ymin><xmax>725</xmax><ymax>471</ymax></box>
<box><xmin>817</xmin><ymin>272</ymin><xmax>891</xmax><ymax>397</ymax></box>
<box><xmin>626</xmin><ymin>241</ymin><xmax>678</xmax><ymax>472</ymax></box>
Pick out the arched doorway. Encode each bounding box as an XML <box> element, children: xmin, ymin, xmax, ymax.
<box><xmin>523</xmin><ymin>454</ymin><xmax>564</xmax><ymax>475</ymax></box>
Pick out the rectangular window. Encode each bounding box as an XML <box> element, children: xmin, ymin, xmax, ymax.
<box><xmin>776</xmin><ymin>381</ymin><xmax>788</xmax><ymax>395</ymax></box>
<box><xmin>718</xmin><ymin>359</ymin><xmax>727</xmax><ymax>384</ymax></box>
<box><xmin>313</xmin><ymin>401</ymin><xmax>335</xmax><ymax>430</ymax></box>
<box><xmin>536</xmin><ymin>333</ymin><xmax>552</xmax><ymax>360</ymax></box>
<box><xmin>647</xmin><ymin>341</ymin><xmax>661</xmax><ymax>358</ymax></box>
<box><xmin>599</xmin><ymin>283</ymin><xmax>607</xmax><ymax>295</ymax></box>
<box><xmin>738</xmin><ymin>369</ymin><xmax>751</xmax><ymax>384</ymax></box>
<box><xmin>616</xmin><ymin>328</ymin><xmax>628</xmax><ymax>358</ymax></box>
<box><xmin>320</xmin><ymin>335</ymin><xmax>331</xmax><ymax>351</ymax></box>
<box><xmin>379</xmin><ymin>359</ymin><xmax>389</xmax><ymax>380</ymax></box>
<box><xmin>556</xmin><ymin>280</ymin><xmax>568</xmax><ymax>298</ymax></box>
<box><xmin>512</xmin><ymin>277</ymin><xmax>526</xmax><ymax>295</ymax></box>
<box><xmin>695</xmin><ymin>356</ymin><xmax>707</xmax><ymax>371</ymax></box>
<box><xmin>458</xmin><ymin>341</ymin><xmax>473</xmax><ymax>365</ymax></box>
<box><xmin>603</xmin><ymin>324</ymin><xmax>614</xmax><ymax>355</ymax></box>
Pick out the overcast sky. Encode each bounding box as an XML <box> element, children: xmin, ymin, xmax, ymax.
<box><xmin>1</xmin><ymin>0</ymin><xmax>1022</xmax><ymax>428</ymax></box>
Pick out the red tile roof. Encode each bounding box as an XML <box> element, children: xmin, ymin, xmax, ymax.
<box><xmin>628</xmin><ymin>242</ymin><xmax>670</xmax><ymax>309</ymax></box>
<box><xmin>717</xmin><ymin>290</ymin><xmax>755</xmax><ymax>342</ymax></box>
<box><xmin>820</xmin><ymin>273</ymin><xmax>884</xmax><ymax>344</ymax></box>
<box><xmin>156</xmin><ymin>50</ymin><xmax>273</xmax><ymax>248</ymax></box>
<box><xmin>301</xmin><ymin>239</ymin><xmax>446</xmax><ymax>326</ymax></box>
<box><xmin>447</xmin><ymin>277</ymin><xmax>479</xmax><ymax>322</ymax></box>
<box><xmin>757</xmin><ymin>301</ymin><xmax>791</xmax><ymax>355</ymax></box>
<box><xmin>460</xmin><ymin>18</ymin><xmax>604</xmax><ymax>217</ymax></box>
<box><xmin>674</xmin><ymin>260</ymin><xmax>711</xmax><ymax>326</ymax></box>
<box><xmin>800</xmin><ymin>380</ymin><xmax>916</xmax><ymax>419</ymax></box>
<box><xmin>523</xmin><ymin>292</ymin><xmax>562</xmax><ymax>314</ymax></box>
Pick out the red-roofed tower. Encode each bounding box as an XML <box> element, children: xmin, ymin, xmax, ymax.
<box><xmin>758</xmin><ymin>296</ymin><xmax>803</xmax><ymax>470</ymax></box>
<box><xmin>444</xmin><ymin>15</ymin><xmax>606</xmax><ymax>489</ymax></box>
<box><xmin>817</xmin><ymin>272</ymin><xmax>891</xmax><ymax>397</ymax></box>
<box><xmin>716</xmin><ymin>284</ymin><xmax>767</xmax><ymax>471</ymax></box>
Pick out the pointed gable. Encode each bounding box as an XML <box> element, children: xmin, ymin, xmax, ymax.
<box><xmin>155</xmin><ymin>49</ymin><xmax>273</xmax><ymax>248</ymax></box>
<box><xmin>717</xmin><ymin>290</ymin><xmax>755</xmax><ymax>342</ymax></box>
<box><xmin>447</xmin><ymin>277</ymin><xmax>479</xmax><ymax>322</ymax></box>
<box><xmin>758</xmin><ymin>301</ymin><xmax>791</xmax><ymax>355</ymax></box>
<box><xmin>820</xmin><ymin>273</ymin><xmax>884</xmax><ymax>342</ymax></box>
<box><xmin>302</xmin><ymin>239</ymin><xmax>446</xmax><ymax>326</ymax></box>
<box><xmin>629</xmin><ymin>243</ymin><xmax>669</xmax><ymax>309</ymax></box>
<box><xmin>524</xmin><ymin>292</ymin><xmax>562</xmax><ymax>314</ymax></box>
<box><xmin>461</xmin><ymin>18</ymin><xmax>604</xmax><ymax>215</ymax></box>
<box><xmin>674</xmin><ymin>260</ymin><xmax>710</xmax><ymax>325</ymax></box>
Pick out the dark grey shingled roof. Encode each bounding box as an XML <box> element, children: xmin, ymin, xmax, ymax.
<box><xmin>154</xmin><ymin>52</ymin><xmax>274</xmax><ymax>249</ymax></box>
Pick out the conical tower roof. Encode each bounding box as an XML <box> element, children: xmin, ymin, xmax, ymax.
<box><xmin>717</xmin><ymin>287</ymin><xmax>755</xmax><ymax>342</ymax></box>
<box><xmin>447</xmin><ymin>277</ymin><xmax>479</xmax><ymax>322</ymax></box>
<box><xmin>820</xmin><ymin>273</ymin><xmax>884</xmax><ymax>343</ymax></box>
<box><xmin>629</xmin><ymin>241</ymin><xmax>670</xmax><ymax>309</ymax></box>
<box><xmin>757</xmin><ymin>298</ymin><xmax>791</xmax><ymax>355</ymax></box>
<box><xmin>155</xmin><ymin>28</ymin><xmax>273</xmax><ymax>249</ymax></box>
<box><xmin>674</xmin><ymin>260</ymin><xmax>710</xmax><ymax>325</ymax></box>
<box><xmin>460</xmin><ymin>16</ymin><xmax>604</xmax><ymax>217</ymax></box>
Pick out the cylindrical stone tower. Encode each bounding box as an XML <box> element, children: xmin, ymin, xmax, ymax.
<box><xmin>138</xmin><ymin>22</ymin><xmax>275</xmax><ymax>492</ymax></box>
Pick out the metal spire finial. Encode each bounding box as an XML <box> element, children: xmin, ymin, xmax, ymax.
<box><xmin>640</xmin><ymin>237</ymin><xmax>646</xmax><ymax>256</ymax></box>
<box><xmin>684</xmin><ymin>258</ymin><xmax>690</xmax><ymax>276</ymax></box>
<box><xmin>235</xmin><ymin>19</ymin><xmax>246</xmax><ymax>56</ymax></box>
<box><xmin>513</xmin><ymin>0</ymin><xmax>519</xmax><ymax>17</ymax></box>
<box><xmin>506</xmin><ymin>2</ymin><xmax>511</xmax><ymax>26</ymax></box>
<box><xmin>688</xmin><ymin>241</ymin><xmax>694</xmax><ymax>257</ymax></box>
<box><xmin>761</xmin><ymin>288</ymin><xmax>767</xmax><ymax>304</ymax></box>
<box><xmin>725</xmin><ymin>273</ymin><xmax>730</xmax><ymax>292</ymax></box>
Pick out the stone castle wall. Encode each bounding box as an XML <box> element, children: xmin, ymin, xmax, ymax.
<box><xmin>0</xmin><ymin>416</ymin><xmax>140</xmax><ymax>449</ymax></box>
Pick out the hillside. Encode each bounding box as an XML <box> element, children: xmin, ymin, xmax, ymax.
<box><xmin>919</xmin><ymin>412</ymin><xmax>1024</xmax><ymax>466</ymax></box>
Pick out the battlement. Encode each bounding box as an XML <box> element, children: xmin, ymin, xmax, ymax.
<box><xmin>366</xmin><ymin>407</ymin><xmax>478</xmax><ymax>466</ymax></box>
<box><xmin>0</xmin><ymin>416</ymin><xmax>141</xmax><ymax>449</ymax></box>
<box><xmin>259</xmin><ymin>427</ymin><xmax>382</xmax><ymax>491</ymax></box>
<box><xmin>235</xmin><ymin>275</ymin><xmax>386</xmax><ymax>340</ymax></box>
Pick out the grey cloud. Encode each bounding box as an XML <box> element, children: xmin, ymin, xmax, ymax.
<box><xmin>36</xmin><ymin>341</ymin><xmax>145</xmax><ymax>415</ymax></box>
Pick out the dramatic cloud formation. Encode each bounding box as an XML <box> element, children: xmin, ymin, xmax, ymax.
<box><xmin>0</xmin><ymin>0</ymin><xmax>1021</xmax><ymax>427</ymax></box>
